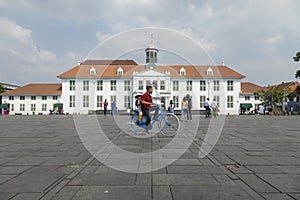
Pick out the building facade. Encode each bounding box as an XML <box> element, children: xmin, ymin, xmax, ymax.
<box><xmin>1</xmin><ymin>43</ymin><xmax>261</xmax><ymax>115</ymax></box>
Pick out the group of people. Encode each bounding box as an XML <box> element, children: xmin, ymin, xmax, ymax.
<box><xmin>169</xmin><ymin>95</ymin><xmax>193</xmax><ymax>121</ymax></box>
<box><xmin>204</xmin><ymin>98</ymin><xmax>218</xmax><ymax>118</ymax></box>
<box><xmin>103</xmin><ymin>99</ymin><xmax>118</xmax><ymax>116</ymax></box>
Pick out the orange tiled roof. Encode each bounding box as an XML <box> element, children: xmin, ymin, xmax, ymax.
<box><xmin>57</xmin><ymin>61</ymin><xmax>245</xmax><ymax>79</ymax></box>
<box><xmin>0</xmin><ymin>84</ymin><xmax>62</xmax><ymax>96</ymax></box>
<box><xmin>241</xmin><ymin>82</ymin><xmax>263</xmax><ymax>94</ymax></box>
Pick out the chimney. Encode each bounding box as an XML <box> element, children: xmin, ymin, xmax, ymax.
<box><xmin>221</xmin><ymin>61</ymin><xmax>225</xmax><ymax>66</ymax></box>
<box><xmin>77</xmin><ymin>61</ymin><xmax>81</xmax><ymax>66</ymax></box>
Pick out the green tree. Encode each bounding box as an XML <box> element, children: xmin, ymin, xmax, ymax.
<box><xmin>294</xmin><ymin>52</ymin><xmax>300</xmax><ymax>62</ymax></box>
<box><xmin>255</xmin><ymin>86</ymin><xmax>290</xmax><ymax>115</ymax></box>
<box><xmin>0</xmin><ymin>84</ymin><xmax>6</xmax><ymax>93</ymax></box>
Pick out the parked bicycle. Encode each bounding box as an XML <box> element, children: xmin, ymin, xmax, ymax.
<box><xmin>129</xmin><ymin>105</ymin><xmax>180</xmax><ymax>137</ymax></box>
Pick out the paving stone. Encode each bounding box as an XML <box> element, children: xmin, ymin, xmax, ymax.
<box><xmin>227</xmin><ymin>155</ymin><xmax>275</xmax><ymax>166</ymax></box>
<box><xmin>72</xmin><ymin>186</ymin><xmax>151</xmax><ymax>200</ymax></box>
<box><xmin>0</xmin><ymin>166</ymin><xmax>31</xmax><ymax>175</ymax></box>
<box><xmin>153</xmin><ymin>174</ymin><xmax>219</xmax><ymax>186</ymax></box>
<box><xmin>4</xmin><ymin>157</ymin><xmax>50</xmax><ymax>166</ymax></box>
<box><xmin>246</xmin><ymin>166</ymin><xmax>284</xmax><ymax>174</ymax></box>
<box><xmin>170</xmin><ymin>159</ymin><xmax>202</xmax><ymax>166</ymax></box>
<box><xmin>0</xmin><ymin>175</ymin><xmax>15</xmax><ymax>184</ymax></box>
<box><xmin>171</xmin><ymin>185</ymin><xmax>253</xmax><ymax>200</ymax></box>
<box><xmin>257</xmin><ymin>174</ymin><xmax>300</xmax><ymax>193</ymax></box>
<box><xmin>10</xmin><ymin>193</ymin><xmax>42</xmax><ymax>200</ymax></box>
<box><xmin>214</xmin><ymin>155</ymin><xmax>237</xmax><ymax>165</ymax></box>
<box><xmin>50</xmin><ymin>186</ymin><xmax>81</xmax><ymax>200</ymax></box>
<box><xmin>260</xmin><ymin>192</ymin><xmax>295</xmax><ymax>200</ymax></box>
<box><xmin>167</xmin><ymin>165</ymin><xmax>225</xmax><ymax>174</ymax></box>
<box><xmin>0</xmin><ymin>193</ymin><xmax>17</xmax><ymax>199</ymax></box>
<box><xmin>153</xmin><ymin>186</ymin><xmax>172</xmax><ymax>200</ymax></box>
<box><xmin>237</xmin><ymin>174</ymin><xmax>278</xmax><ymax>193</ymax></box>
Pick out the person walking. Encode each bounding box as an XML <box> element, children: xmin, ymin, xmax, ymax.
<box><xmin>111</xmin><ymin>101</ymin><xmax>115</xmax><ymax>116</ymax></box>
<box><xmin>181</xmin><ymin>97</ymin><xmax>188</xmax><ymax>121</ymax></box>
<box><xmin>211</xmin><ymin>98</ymin><xmax>218</xmax><ymax>118</ymax></box>
<box><xmin>186</xmin><ymin>94</ymin><xmax>193</xmax><ymax>121</ymax></box>
<box><xmin>135</xmin><ymin>95</ymin><xmax>143</xmax><ymax>124</ymax></box>
<box><xmin>204</xmin><ymin>98</ymin><xmax>211</xmax><ymax>118</ymax></box>
<box><xmin>169</xmin><ymin>100</ymin><xmax>174</xmax><ymax>113</ymax></box>
<box><xmin>103</xmin><ymin>99</ymin><xmax>108</xmax><ymax>116</ymax></box>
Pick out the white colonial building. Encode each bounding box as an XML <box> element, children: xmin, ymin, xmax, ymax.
<box><xmin>1</xmin><ymin>43</ymin><xmax>262</xmax><ymax>115</ymax></box>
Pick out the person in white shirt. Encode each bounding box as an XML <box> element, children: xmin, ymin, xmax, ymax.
<box><xmin>204</xmin><ymin>98</ymin><xmax>211</xmax><ymax>118</ymax></box>
<box><xmin>181</xmin><ymin>97</ymin><xmax>189</xmax><ymax>121</ymax></box>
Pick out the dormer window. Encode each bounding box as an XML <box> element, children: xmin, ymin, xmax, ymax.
<box><xmin>180</xmin><ymin>67</ymin><xmax>186</xmax><ymax>76</ymax></box>
<box><xmin>207</xmin><ymin>67</ymin><xmax>213</xmax><ymax>76</ymax></box>
<box><xmin>90</xmin><ymin>67</ymin><xmax>96</xmax><ymax>76</ymax></box>
<box><xmin>117</xmin><ymin>67</ymin><xmax>123</xmax><ymax>76</ymax></box>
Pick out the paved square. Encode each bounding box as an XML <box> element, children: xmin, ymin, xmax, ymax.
<box><xmin>0</xmin><ymin>115</ymin><xmax>299</xmax><ymax>200</ymax></box>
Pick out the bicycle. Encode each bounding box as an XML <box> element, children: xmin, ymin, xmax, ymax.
<box><xmin>129</xmin><ymin>105</ymin><xmax>180</xmax><ymax>137</ymax></box>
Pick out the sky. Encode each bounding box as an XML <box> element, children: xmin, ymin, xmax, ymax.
<box><xmin>0</xmin><ymin>0</ymin><xmax>299</xmax><ymax>86</ymax></box>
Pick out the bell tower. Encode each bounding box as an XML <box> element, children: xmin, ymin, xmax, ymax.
<box><xmin>145</xmin><ymin>34</ymin><xmax>158</xmax><ymax>69</ymax></box>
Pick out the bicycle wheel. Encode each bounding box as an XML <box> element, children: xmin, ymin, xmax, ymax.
<box><xmin>159</xmin><ymin>113</ymin><xmax>180</xmax><ymax>137</ymax></box>
<box><xmin>130</xmin><ymin>114</ymin><xmax>145</xmax><ymax>134</ymax></box>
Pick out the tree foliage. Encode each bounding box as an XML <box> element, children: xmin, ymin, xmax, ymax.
<box><xmin>296</xmin><ymin>70</ymin><xmax>300</xmax><ymax>79</ymax></box>
<box><xmin>255</xmin><ymin>86</ymin><xmax>290</xmax><ymax>115</ymax></box>
<box><xmin>0</xmin><ymin>84</ymin><xmax>6</xmax><ymax>93</ymax></box>
<box><xmin>294</xmin><ymin>51</ymin><xmax>300</xmax><ymax>62</ymax></box>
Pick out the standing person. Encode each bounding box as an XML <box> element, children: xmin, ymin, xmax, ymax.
<box><xmin>169</xmin><ymin>100</ymin><xmax>174</xmax><ymax>113</ymax></box>
<box><xmin>111</xmin><ymin>101</ymin><xmax>115</xmax><ymax>116</ymax></box>
<box><xmin>135</xmin><ymin>95</ymin><xmax>143</xmax><ymax>124</ymax></box>
<box><xmin>181</xmin><ymin>97</ymin><xmax>188</xmax><ymax>121</ymax></box>
<box><xmin>103</xmin><ymin>99</ymin><xmax>108</xmax><ymax>116</ymax></box>
<box><xmin>204</xmin><ymin>98</ymin><xmax>211</xmax><ymax>118</ymax></box>
<box><xmin>211</xmin><ymin>98</ymin><xmax>218</xmax><ymax>118</ymax></box>
<box><xmin>141</xmin><ymin>85</ymin><xmax>158</xmax><ymax>133</ymax></box>
<box><xmin>186</xmin><ymin>94</ymin><xmax>193</xmax><ymax>121</ymax></box>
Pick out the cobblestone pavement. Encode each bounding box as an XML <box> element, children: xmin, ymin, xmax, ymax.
<box><xmin>0</xmin><ymin>115</ymin><xmax>299</xmax><ymax>200</ymax></box>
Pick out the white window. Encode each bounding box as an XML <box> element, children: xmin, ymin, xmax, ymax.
<box><xmin>97</xmin><ymin>80</ymin><xmax>103</xmax><ymax>91</ymax></box>
<box><xmin>31</xmin><ymin>104</ymin><xmax>36</xmax><ymax>111</ymax></box>
<box><xmin>227</xmin><ymin>80</ymin><xmax>234</xmax><ymax>91</ymax></box>
<box><xmin>83</xmin><ymin>95</ymin><xmax>89</xmax><ymax>107</ymax></box>
<box><xmin>200</xmin><ymin>95</ymin><xmax>206</xmax><ymax>108</ymax></box>
<box><xmin>11</xmin><ymin>104</ymin><xmax>14</xmax><ymax>111</ymax></box>
<box><xmin>227</xmin><ymin>96</ymin><xmax>234</xmax><ymax>108</ymax></box>
<box><xmin>180</xmin><ymin>67</ymin><xmax>186</xmax><ymax>76</ymax></box>
<box><xmin>160</xmin><ymin>80</ymin><xmax>165</xmax><ymax>90</ymax></box>
<box><xmin>117</xmin><ymin>67</ymin><xmax>123</xmax><ymax>76</ymax></box>
<box><xmin>9</xmin><ymin>96</ymin><xmax>14</xmax><ymax>100</ymax></box>
<box><xmin>146</xmin><ymin>80</ymin><xmax>151</xmax><ymax>87</ymax></box>
<box><xmin>173</xmin><ymin>80</ymin><xmax>179</xmax><ymax>91</ymax></box>
<box><xmin>20</xmin><ymin>96</ymin><xmax>25</xmax><ymax>101</ymax></box>
<box><xmin>42</xmin><ymin>104</ymin><xmax>47</xmax><ymax>111</ymax></box>
<box><xmin>97</xmin><ymin>95</ymin><xmax>103</xmax><ymax>108</ymax></box>
<box><xmin>111</xmin><ymin>95</ymin><xmax>117</xmax><ymax>105</ymax></box>
<box><xmin>42</xmin><ymin>96</ymin><xmax>47</xmax><ymax>100</ymax></box>
<box><xmin>124</xmin><ymin>80</ymin><xmax>130</xmax><ymax>91</ymax></box>
<box><xmin>53</xmin><ymin>96</ymin><xmax>58</xmax><ymax>100</ymax></box>
<box><xmin>69</xmin><ymin>95</ymin><xmax>75</xmax><ymax>108</ymax></box>
<box><xmin>245</xmin><ymin>96</ymin><xmax>250</xmax><ymax>101</ymax></box>
<box><xmin>173</xmin><ymin>96</ymin><xmax>179</xmax><ymax>108</ymax></box>
<box><xmin>83</xmin><ymin>80</ymin><xmax>89</xmax><ymax>91</ymax></box>
<box><xmin>213</xmin><ymin>80</ymin><xmax>220</xmax><ymax>91</ymax></box>
<box><xmin>124</xmin><ymin>96</ymin><xmax>130</xmax><ymax>109</ymax></box>
<box><xmin>110</xmin><ymin>80</ymin><xmax>117</xmax><ymax>91</ymax></box>
<box><xmin>207</xmin><ymin>67</ymin><xmax>213</xmax><ymax>76</ymax></box>
<box><xmin>90</xmin><ymin>67</ymin><xmax>96</xmax><ymax>75</ymax></box>
<box><xmin>138</xmin><ymin>80</ymin><xmax>143</xmax><ymax>90</ymax></box>
<box><xmin>20</xmin><ymin>104</ymin><xmax>25</xmax><ymax>111</ymax></box>
<box><xmin>70</xmin><ymin>80</ymin><xmax>75</xmax><ymax>91</ymax></box>
<box><xmin>187</xmin><ymin>80</ymin><xmax>193</xmax><ymax>91</ymax></box>
<box><xmin>200</xmin><ymin>80</ymin><xmax>206</xmax><ymax>91</ymax></box>
<box><xmin>213</xmin><ymin>96</ymin><xmax>220</xmax><ymax>107</ymax></box>
<box><xmin>31</xmin><ymin>96</ymin><xmax>36</xmax><ymax>101</ymax></box>
<box><xmin>255</xmin><ymin>95</ymin><xmax>259</xmax><ymax>101</ymax></box>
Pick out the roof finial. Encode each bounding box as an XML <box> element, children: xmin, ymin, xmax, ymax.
<box><xmin>150</xmin><ymin>33</ymin><xmax>154</xmax><ymax>45</ymax></box>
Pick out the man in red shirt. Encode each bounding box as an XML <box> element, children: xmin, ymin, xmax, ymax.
<box><xmin>103</xmin><ymin>99</ymin><xmax>108</xmax><ymax>116</ymax></box>
<box><xmin>141</xmin><ymin>85</ymin><xmax>158</xmax><ymax>131</ymax></box>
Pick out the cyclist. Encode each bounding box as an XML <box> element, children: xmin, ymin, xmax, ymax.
<box><xmin>141</xmin><ymin>85</ymin><xmax>158</xmax><ymax>132</ymax></box>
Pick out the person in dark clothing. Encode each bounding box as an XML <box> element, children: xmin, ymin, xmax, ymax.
<box><xmin>141</xmin><ymin>85</ymin><xmax>158</xmax><ymax>132</ymax></box>
<box><xmin>103</xmin><ymin>99</ymin><xmax>108</xmax><ymax>116</ymax></box>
